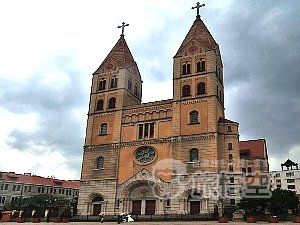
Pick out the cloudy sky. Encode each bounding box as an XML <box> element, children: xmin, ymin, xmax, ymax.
<box><xmin>0</xmin><ymin>0</ymin><xmax>299</xmax><ymax>180</ymax></box>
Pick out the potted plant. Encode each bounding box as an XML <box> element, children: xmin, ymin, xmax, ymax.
<box><xmin>219</xmin><ymin>215</ymin><xmax>229</xmax><ymax>223</ymax></box>
<box><xmin>268</xmin><ymin>215</ymin><xmax>279</xmax><ymax>223</ymax></box>
<box><xmin>17</xmin><ymin>210</ymin><xmax>25</xmax><ymax>223</ymax></box>
<box><xmin>31</xmin><ymin>209</ymin><xmax>39</xmax><ymax>223</ymax></box>
<box><xmin>61</xmin><ymin>207</ymin><xmax>71</xmax><ymax>223</ymax></box>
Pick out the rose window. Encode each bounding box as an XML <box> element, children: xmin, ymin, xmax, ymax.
<box><xmin>135</xmin><ymin>146</ymin><xmax>156</xmax><ymax>164</ymax></box>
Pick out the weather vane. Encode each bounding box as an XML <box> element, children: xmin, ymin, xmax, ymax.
<box><xmin>118</xmin><ymin>22</ymin><xmax>129</xmax><ymax>36</ymax></box>
<box><xmin>192</xmin><ymin>2</ymin><xmax>205</xmax><ymax>19</ymax></box>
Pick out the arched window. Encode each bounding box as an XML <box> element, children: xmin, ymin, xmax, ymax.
<box><xmin>182</xmin><ymin>85</ymin><xmax>191</xmax><ymax>97</ymax></box>
<box><xmin>128</xmin><ymin>79</ymin><xmax>132</xmax><ymax>91</ymax></box>
<box><xmin>98</xmin><ymin>79</ymin><xmax>106</xmax><ymax>90</ymax></box>
<box><xmin>189</xmin><ymin>110</ymin><xmax>199</xmax><ymax>124</ymax></box>
<box><xmin>197</xmin><ymin>82</ymin><xmax>206</xmax><ymax>95</ymax></box>
<box><xmin>229</xmin><ymin>154</ymin><xmax>233</xmax><ymax>161</ymax></box>
<box><xmin>230</xmin><ymin>177</ymin><xmax>234</xmax><ymax>184</ymax></box>
<box><xmin>96</xmin><ymin>99</ymin><xmax>104</xmax><ymax>110</ymax></box>
<box><xmin>134</xmin><ymin>84</ymin><xmax>138</xmax><ymax>96</ymax></box>
<box><xmin>108</xmin><ymin>97</ymin><xmax>116</xmax><ymax>109</ymax></box>
<box><xmin>197</xmin><ymin>59</ymin><xmax>205</xmax><ymax>72</ymax></box>
<box><xmin>100</xmin><ymin>123</ymin><xmax>108</xmax><ymax>135</ymax></box>
<box><xmin>110</xmin><ymin>77</ymin><xmax>118</xmax><ymax>88</ymax></box>
<box><xmin>182</xmin><ymin>62</ymin><xmax>191</xmax><ymax>75</ymax></box>
<box><xmin>97</xmin><ymin>156</ymin><xmax>104</xmax><ymax>169</ymax></box>
<box><xmin>189</xmin><ymin>148</ymin><xmax>198</xmax><ymax>162</ymax></box>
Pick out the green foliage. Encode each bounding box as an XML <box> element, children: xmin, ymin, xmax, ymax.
<box><xmin>239</xmin><ymin>188</ymin><xmax>300</xmax><ymax>216</ymax></box>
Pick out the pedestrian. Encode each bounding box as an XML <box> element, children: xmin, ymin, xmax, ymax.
<box><xmin>99</xmin><ymin>213</ymin><xmax>104</xmax><ymax>223</ymax></box>
<box><xmin>44</xmin><ymin>209</ymin><xmax>50</xmax><ymax>223</ymax></box>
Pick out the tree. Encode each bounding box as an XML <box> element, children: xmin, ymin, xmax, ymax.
<box><xmin>269</xmin><ymin>189</ymin><xmax>299</xmax><ymax>215</ymax></box>
<box><xmin>239</xmin><ymin>188</ymin><xmax>300</xmax><ymax>216</ymax></box>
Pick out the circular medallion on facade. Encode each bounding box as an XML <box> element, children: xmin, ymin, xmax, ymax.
<box><xmin>135</xmin><ymin>146</ymin><xmax>156</xmax><ymax>164</ymax></box>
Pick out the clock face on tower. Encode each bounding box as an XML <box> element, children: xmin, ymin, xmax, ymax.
<box><xmin>134</xmin><ymin>146</ymin><xmax>156</xmax><ymax>164</ymax></box>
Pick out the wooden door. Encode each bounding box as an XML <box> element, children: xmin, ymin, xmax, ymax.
<box><xmin>132</xmin><ymin>200</ymin><xmax>142</xmax><ymax>215</ymax></box>
<box><xmin>190</xmin><ymin>201</ymin><xmax>200</xmax><ymax>214</ymax></box>
<box><xmin>93</xmin><ymin>203</ymin><xmax>101</xmax><ymax>215</ymax></box>
<box><xmin>145</xmin><ymin>200</ymin><xmax>156</xmax><ymax>215</ymax></box>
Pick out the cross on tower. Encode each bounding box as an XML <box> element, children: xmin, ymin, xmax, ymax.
<box><xmin>192</xmin><ymin>2</ymin><xmax>205</xmax><ymax>19</ymax></box>
<box><xmin>118</xmin><ymin>22</ymin><xmax>129</xmax><ymax>36</ymax></box>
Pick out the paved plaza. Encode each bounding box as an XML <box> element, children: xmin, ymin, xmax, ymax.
<box><xmin>0</xmin><ymin>221</ymin><xmax>298</xmax><ymax>225</ymax></box>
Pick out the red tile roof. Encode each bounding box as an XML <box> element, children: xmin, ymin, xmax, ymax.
<box><xmin>1</xmin><ymin>172</ymin><xmax>80</xmax><ymax>189</ymax></box>
<box><xmin>239</xmin><ymin>139</ymin><xmax>268</xmax><ymax>159</ymax></box>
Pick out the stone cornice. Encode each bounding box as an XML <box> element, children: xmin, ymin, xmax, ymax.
<box><xmin>84</xmin><ymin>133</ymin><xmax>217</xmax><ymax>152</ymax></box>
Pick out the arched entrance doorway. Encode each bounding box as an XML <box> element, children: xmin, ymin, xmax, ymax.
<box><xmin>92</xmin><ymin>195</ymin><xmax>104</xmax><ymax>215</ymax></box>
<box><xmin>121</xmin><ymin>180</ymin><xmax>164</xmax><ymax>215</ymax></box>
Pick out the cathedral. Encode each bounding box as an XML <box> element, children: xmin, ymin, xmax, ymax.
<box><xmin>77</xmin><ymin>4</ymin><xmax>243</xmax><ymax>216</ymax></box>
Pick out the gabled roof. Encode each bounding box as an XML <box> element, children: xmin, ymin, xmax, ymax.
<box><xmin>239</xmin><ymin>139</ymin><xmax>268</xmax><ymax>159</ymax></box>
<box><xmin>175</xmin><ymin>17</ymin><xmax>218</xmax><ymax>57</ymax></box>
<box><xmin>281</xmin><ymin>159</ymin><xmax>298</xmax><ymax>167</ymax></box>
<box><xmin>1</xmin><ymin>172</ymin><xmax>80</xmax><ymax>189</ymax></box>
<box><xmin>93</xmin><ymin>35</ymin><xmax>141</xmax><ymax>79</ymax></box>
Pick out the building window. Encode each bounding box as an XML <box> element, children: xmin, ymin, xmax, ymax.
<box><xmin>286</xmin><ymin>172</ymin><xmax>294</xmax><ymax>177</ymax></box>
<box><xmin>242</xmin><ymin>168</ymin><xmax>246</xmax><ymax>176</ymax></box>
<box><xmin>138</xmin><ymin>123</ymin><xmax>155</xmax><ymax>139</ymax></box>
<box><xmin>189</xmin><ymin>110</ymin><xmax>199</xmax><ymax>124</ymax></box>
<box><xmin>197</xmin><ymin>59</ymin><xmax>205</xmax><ymax>72</ymax></box>
<box><xmin>134</xmin><ymin>84</ymin><xmax>138</xmax><ymax>96</ymax></box>
<box><xmin>17</xmin><ymin>185</ymin><xmax>21</xmax><ymax>191</ymax></box>
<box><xmin>97</xmin><ymin>156</ymin><xmax>104</xmax><ymax>169</ymax></box>
<box><xmin>4</xmin><ymin>184</ymin><xmax>8</xmax><ymax>190</ymax></box>
<box><xmin>230</xmin><ymin>177</ymin><xmax>234</xmax><ymax>184</ymax></box>
<box><xmin>197</xmin><ymin>82</ymin><xmax>206</xmax><ymax>95</ymax></box>
<box><xmin>275</xmin><ymin>173</ymin><xmax>280</xmax><ymax>177</ymax></box>
<box><xmin>189</xmin><ymin>148</ymin><xmax>198</xmax><ymax>162</ymax></box>
<box><xmin>0</xmin><ymin>196</ymin><xmax>6</xmax><ymax>204</ymax></box>
<box><xmin>229</xmin><ymin>188</ymin><xmax>234</xmax><ymax>195</ymax></box>
<box><xmin>227</xmin><ymin>143</ymin><xmax>233</xmax><ymax>150</ymax></box>
<box><xmin>227</xmin><ymin>126</ymin><xmax>232</xmax><ymax>132</ymax></box>
<box><xmin>182</xmin><ymin>85</ymin><xmax>191</xmax><ymax>97</ymax></box>
<box><xmin>166</xmin><ymin>199</ymin><xmax>171</xmax><ymax>208</ymax></box>
<box><xmin>100</xmin><ymin>123</ymin><xmax>108</xmax><ymax>135</ymax></box>
<box><xmin>110</xmin><ymin>77</ymin><xmax>118</xmax><ymax>88</ymax></box>
<box><xmin>247</xmin><ymin>167</ymin><xmax>252</xmax><ymax>176</ymax></box>
<box><xmin>108</xmin><ymin>97</ymin><xmax>116</xmax><ymax>108</ymax></box>
<box><xmin>288</xmin><ymin>185</ymin><xmax>296</xmax><ymax>190</ymax></box>
<box><xmin>128</xmin><ymin>79</ymin><xmax>132</xmax><ymax>91</ymax></box>
<box><xmin>230</xmin><ymin>199</ymin><xmax>236</xmax><ymax>206</ymax></box>
<box><xmin>98</xmin><ymin>79</ymin><xmax>106</xmax><ymax>90</ymax></box>
<box><xmin>229</xmin><ymin>165</ymin><xmax>234</xmax><ymax>172</ymax></box>
<box><xmin>12</xmin><ymin>185</ymin><xmax>16</xmax><ymax>191</ymax></box>
<box><xmin>96</xmin><ymin>99</ymin><xmax>104</xmax><ymax>110</ymax></box>
<box><xmin>287</xmin><ymin>179</ymin><xmax>295</xmax><ymax>183</ymax></box>
<box><xmin>182</xmin><ymin>62</ymin><xmax>191</xmax><ymax>75</ymax></box>
<box><xmin>228</xmin><ymin>154</ymin><xmax>233</xmax><ymax>161</ymax></box>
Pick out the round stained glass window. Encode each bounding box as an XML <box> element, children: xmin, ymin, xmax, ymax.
<box><xmin>135</xmin><ymin>146</ymin><xmax>156</xmax><ymax>164</ymax></box>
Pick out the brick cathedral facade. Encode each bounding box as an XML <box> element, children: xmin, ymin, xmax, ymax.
<box><xmin>77</xmin><ymin>12</ymin><xmax>244</xmax><ymax>216</ymax></box>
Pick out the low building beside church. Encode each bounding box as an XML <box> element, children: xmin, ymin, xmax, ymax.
<box><xmin>77</xmin><ymin>5</ymin><xmax>269</xmax><ymax>216</ymax></box>
<box><xmin>270</xmin><ymin>159</ymin><xmax>300</xmax><ymax>199</ymax></box>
